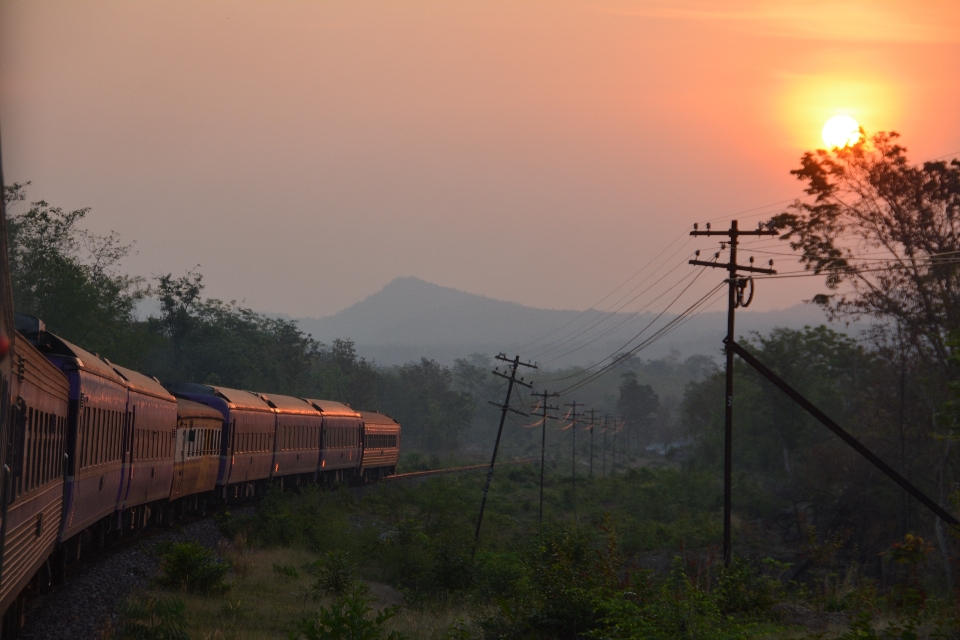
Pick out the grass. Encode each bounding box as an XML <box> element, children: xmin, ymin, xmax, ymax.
<box><xmin>126</xmin><ymin>544</ymin><xmax>481</xmax><ymax>639</ymax></box>
<box><xmin>105</xmin><ymin>464</ymin><xmax>960</xmax><ymax>639</ymax></box>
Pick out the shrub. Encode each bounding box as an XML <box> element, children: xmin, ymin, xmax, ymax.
<box><xmin>155</xmin><ymin>541</ymin><xmax>230</xmax><ymax>595</ymax></box>
<box><xmin>714</xmin><ymin>558</ymin><xmax>784</xmax><ymax>615</ymax></box>
<box><xmin>274</xmin><ymin>563</ymin><xmax>300</xmax><ymax>579</ymax></box>
<box><xmin>288</xmin><ymin>586</ymin><xmax>409</xmax><ymax>640</ymax></box>
<box><xmin>306</xmin><ymin>550</ymin><xmax>357</xmax><ymax>597</ymax></box>
<box><xmin>114</xmin><ymin>595</ymin><xmax>190</xmax><ymax>640</ymax></box>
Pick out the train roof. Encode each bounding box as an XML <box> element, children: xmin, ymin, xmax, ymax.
<box><xmin>164</xmin><ymin>382</ymin><xmax>272</xmax><ymax>412</ymax></box>
<box><xmin>112</xmin><ymin>364</ymin><xmax>175</xmax><ymax>402</ymax></box>
<box><xmin>358</xmin><ymin>410</ymin><xmax>401</xmax><ymax>427</ymax></box>
<box><xmin>14</xmin><ymin>313</ymin><xmax>125</xmax><ymax>383</ymax></box>
<box><xmin>303</xmin><ymin>399</ymin><xmax>361</xmax><ymax>418</ymax></box>
<box><xmin>257</xmin><ymin>393</ymin><xmax>320</xmax><ymax>415</ymax></box>
<box><xmin>176</xmin><ymin>397</ymin><xmax>225</xmax><ymax>421</ymax></box>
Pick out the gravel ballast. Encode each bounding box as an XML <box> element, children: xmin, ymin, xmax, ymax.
<box><xmin>20</xmin><ymin>517</ymin><xmax>227</xmax><ymax>640</ymax></box>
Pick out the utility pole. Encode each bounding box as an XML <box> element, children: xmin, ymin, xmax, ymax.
<box><xmin>473</xmin><ymin>353</ymin><xmax>536</xmax><ymax>557</ymax></box>
<box><xmin>532</xmin><ymin>390</ymin><xmax>559</xmax><ymax>524</ymax></box>
<box><xmin>601</xmin><ymin>415</ymin><xmax>609</xmax><ymax>478</ymax></box>
<box><xmin>690</xmin><ymin>219</ymin><xmax>776</xmax><ymax>566</ymax></box>
<box><xmin>611</xmin><ymin>419</ymin><xmax>618</xmax><ymax>473</ymax></box>
<box><xmin>564</xmin><ymin>401</ymin><xmax>581</xmax><ymax>490</ymax></box>
<box><xmin>584</xmin><ymin>408</ymin><xmax>597</xmax><ymax>479</ymax></box>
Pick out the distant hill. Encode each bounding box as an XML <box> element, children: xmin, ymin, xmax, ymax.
<box><xmin>292</xmin><ymin>276</ymin><xmax>855</xmax><ymax>368</ymax></box>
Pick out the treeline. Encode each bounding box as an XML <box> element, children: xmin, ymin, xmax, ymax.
<box><xmin>2</xmin><ymin>183</ymin><xmax>474</xmax><ymax>452</ymax></box>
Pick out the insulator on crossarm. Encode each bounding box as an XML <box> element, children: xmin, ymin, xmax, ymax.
<box><xmin>693</xmin><ymin>223</ymin><xmax>699</xmax><ymax>230</ymax></box>
<box><xmin>769</xmin><ymin>260</ymin><xmax>774</xmax><ymax>266</ymax></box>
<box><xmin>750</xmin><ymin>256</ymin><xmax>754</xmax><ymax>263</ymax></box>
<box><xmin>695</xmin><ymin>250</ymin><xmax>700</xmax><ymax>257</ymax></box>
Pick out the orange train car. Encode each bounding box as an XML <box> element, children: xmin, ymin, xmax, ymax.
<box><xmin>169</xmin><ymin>399</ymin><xmax>222</xmax><ymax>513</ymax></box>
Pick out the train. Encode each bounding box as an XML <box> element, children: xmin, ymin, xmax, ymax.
<box><xmin>0</xmin><ymin>312</ymin><xmax>401</xmax><ymax>634</ymax></box>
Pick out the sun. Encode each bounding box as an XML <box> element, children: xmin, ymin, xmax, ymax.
<box><xmin>822</xmin><ymin>115</ymin><xmax>861</xmax><ymax>148</ymax></box>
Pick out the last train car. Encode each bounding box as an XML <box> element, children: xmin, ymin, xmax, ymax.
<box><xmin>358</xmin><ymin>411</ymin><xmax>400</xmax><ymax>481</ymax></box>
<box><xmin>164</xmin><ymin>384</ymin><xmax>274</xmax><ymax>501</ymax></box>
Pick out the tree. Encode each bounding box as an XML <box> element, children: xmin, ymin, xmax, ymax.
<box><xmin>2</xmin><ymin>182</ymin><xmax>145</xmax><ymax>354</ymax></box>
<box><xmin>617</xmin><ymin>371</ymin><xmax>659</xmax><ymax>448</ymax></box>
<box><xmin>381</xmin><ymin>358</ymin><xmax>475</xmax><ymax>452</ymax></box>
<box><xmin>770</xmin><ymin>132</ymin><xmax>960</xmax><ymax>374</ymax></box>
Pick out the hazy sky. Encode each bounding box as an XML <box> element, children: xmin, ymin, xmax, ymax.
<box><xmin>2</xmin><ymin>0</ymin><xmax>958</xmax><ymax>318</ymax></box>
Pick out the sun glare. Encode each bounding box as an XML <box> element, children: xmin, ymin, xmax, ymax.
<box><xmin>822</xmin><ymin>115</ymin><xmax>861</xmax><ymax>148</ymax></box>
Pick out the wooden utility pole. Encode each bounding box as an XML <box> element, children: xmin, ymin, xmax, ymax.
<box><xmin>531</xmin><ymin>390</ymin><xmax>559</xmax><ymax>524</ymax></box>
<box><xmin>473</xmin><ymin>353</ymin><xmax>536</xmax><ymax>557</ymax></box>
<box><xmin>690</xmin><ymin>220</ymin><xmax>776</xmax><ymax>565</ymax></box>
<box><xmin>564</xmin><ymin>401</ymin><xmax>581</xmax><ymax>490</ymax></box>
<box><xmin>601</xmin><ymin>415</ymin><xmax>609</xmax><ymax>478</ymax></box>
<box><xmin>584</xmin><ymin>408</ymin><xmax>597</xmax><ymax>478</ymax></box>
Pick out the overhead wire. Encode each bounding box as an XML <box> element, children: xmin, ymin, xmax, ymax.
<box><xmin>539</xmin><ymin>264</ymin><xmax>710</xmax><ymax>365</ymax></box>
<box><xmin>516</xmin><ymin>229</ymin><xmax>691</xmax><ymax>353</ymax></box>
<box><xmin>540</xmin><ymin>263</ymin><xmax>715</xmax><ymax>385</ymax></box>
<box><xmin>535</xmin><ymin>255</ymin><xmax>700</xmax><ymax>363</ymax></box>
<box><xmin>557</xmin><ymin>280</ymin><xmax>727</xmax><ymax>394</ymax></box>
<box><xmin>527</xmin><ymin>236</ymin><xmax>695</xmax><ymax>359</ymax></box>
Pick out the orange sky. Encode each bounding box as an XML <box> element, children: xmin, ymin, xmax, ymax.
<box><xmin>1</xmin><ymin>0</ymin><xmax>958</xmax><ymax>317</ymax></box>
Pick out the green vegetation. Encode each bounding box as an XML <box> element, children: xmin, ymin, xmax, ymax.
<box><xmin>120</xmin><ymin>467</ymin><xmax>960</xmax><ymax>638</ymax></box>
<box><xmin>154</xmin><ymin>541</ymin><xmax>231</xmax><ymax>595</ymax></box>
<box><xmin>110</xmin><ymin>595</ymin><xmax>190</xmax><ymax>640</ymax></box>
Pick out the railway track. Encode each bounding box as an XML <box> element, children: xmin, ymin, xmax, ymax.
<box><xmin>384</xmin><ymin>458</ymin><xmax>537</xmax><ymax>481</ymax></box>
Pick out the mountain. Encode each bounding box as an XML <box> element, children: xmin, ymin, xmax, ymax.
<box><xmin>292</xmin><ymin>277</ymin><xmax>854</xmax><ymax>368</ymax></box>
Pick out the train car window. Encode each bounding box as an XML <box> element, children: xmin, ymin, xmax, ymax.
<box><xmin>95</xmin><ymin>409</ymin><xmax>102</xmax><ymax>466</ymax></box>
<box><xmin>42</xmin><ymin>412</ymin><xmax>49</xmax><ymax>485</ymax></box>
<box><xmin>38</xmin><ymin>411</ymin><xmax>45</xmax><ymax>486</ymax></box>
<box><xmin>92</xmin><ymin>409</ymin><xmax>99</xmax><ymax>466</ymax></box>
<box><xmin>92</xmin><ymin>408</ymin><xmax>99</xmax><ymax>466</ymax></box>
<box><xmin>30</xmin><ymin>407</ymin><xmax>38</xmax><ymax>490</ymax></box>
<box><xmin>43</xmin><ymin>412</ymin><xmax>50</xmax><ymax>485</ymax></box>
<box><xmin>32</xmin><ymin>408</ymin><xmax>39</xmax><ymax>489</ymax></box>
<box><xmin>33</xmin><ymin>409</ymin><xmax>40</xmax><ymax>488</ymax></box>
<box><xmin>25</xmin><ymin>407</ymin><xmax>33</xmax><ymax>491</ymax></box>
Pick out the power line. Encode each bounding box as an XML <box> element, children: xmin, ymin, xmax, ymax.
<box><xmin>538</xmin><ymin>260</ymin><xmax>705</xmax><ymax>364</ymax></box>
<box><xmin>517</xmin><ymin>231</ymin><xmax>692</xmax><ymax>353</ymax></box>
<box><xmin>527</xmin><ymin>237</ymin><xmax>695</xmax><ymax>358</ymax></box>
<box><xmin>556</xmin><ymin>280</ymin><xmax>726</xmax><ymax>394</ymax></box>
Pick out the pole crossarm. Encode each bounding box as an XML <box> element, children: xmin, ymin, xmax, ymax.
<box><xmin>727</xmin><ymin>339</ymin><xmax>959</xmax><ymax>527</ymax></box>
<box><xmin>690</xmin><ymin>227</ymin><xmax>777</xmax><ymax>238</ymax></box>
<box><xmin>689</xmin><ymin>259</ymin><xmax>776</xmax><ymax>275</ymax></box>
<box><xmin>487</xmin><ymin>400</ymin><xmax>529</xmax><ymax>417</ymax></box>
<box><xmin>493</xmin><ymin>370</ymin><xmax>533</xmax><ymax>388</ymax></box>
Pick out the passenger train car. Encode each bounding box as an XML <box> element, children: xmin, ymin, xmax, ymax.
<box><xmin>0</xmin><ymin>314</ymin><xmax>402</xmax><ymax>635</ymax></box>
